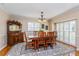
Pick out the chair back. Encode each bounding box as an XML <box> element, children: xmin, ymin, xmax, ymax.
<box><xmin>53</xmin><ymin>31</ymin><xmax>57</xmax><ymax>36</ymax></box>
<box><xmin>23</xmin><ymin>32</ymin><xmax>27</xmax><ymax>42</ymax></box>
<box><xmin>47</xmin><ymin>32</ymin><xmax>54</xmax><ymax>37</ymax></box>
<box><xmin>38</xmin><ymin>32</ymin><xmax>46</xmax><ymax>37</ymax></box>
<box><xmin>19</xmin><ymin>32</ymin><xmax>24</xmax><ymax>42</ymax></box>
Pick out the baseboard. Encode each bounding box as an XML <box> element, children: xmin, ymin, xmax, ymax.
<box><xmin>0</xmin><ymin>44</ymin><xmax>7</xmax><ymax>51</ymax></box>
<box><xmin>76</xmin><ymin>48</ymin><xmax>79</xmax><ymax>51</ymax></box>
<box><xmin>57</xmin><ymin>40</ymin><xmax>77</xmax><ymax>48</ymax></box>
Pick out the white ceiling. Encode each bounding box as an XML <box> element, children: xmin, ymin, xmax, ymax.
<box><xmin>0</xmin><ymin>3</ymin><xmax>79</xmax><ymax>19</ymax></box>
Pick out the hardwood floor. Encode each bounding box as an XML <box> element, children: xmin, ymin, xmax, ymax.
<box><xmin>0</xmin><ymin>44</ymin><xmax>79</xmax><ymax>56</ymax></box>
<box><xmin>57</xmin><ymin>40</ymin><xmax>79</xmax><ymax>56</ymax></box>
<box><xmin>0</xmin><ymin>46</ymin><xmax>12</xmax><ymax>56</ymax></box>
<box><xmin>75</xmin><ymin>51</ymin><xmax>79</xmax><ymax>56</ymax></box>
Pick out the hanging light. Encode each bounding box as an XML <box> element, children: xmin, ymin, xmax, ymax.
<box><xmin>38</xmin><ymin>11</ymin><xmax>46</xmax><ymax>22</ymax></box>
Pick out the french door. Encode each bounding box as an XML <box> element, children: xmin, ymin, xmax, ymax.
<box><xmin>56</xmin><ymin>20</ymin><xmax>76</xmax><ymax>46</ymax></box>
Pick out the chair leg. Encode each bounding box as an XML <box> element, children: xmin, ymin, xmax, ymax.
<box><xmin>44</xmin><ymin>46</ymin><xmax>46</xmax><ymax>50</ymax></box>
<box><xmin>53</xmin><ymin>41</ymin><xmax>56</xmax><ymax>45</ymax></box>
<box><xmin>43</xmin><ymin>44</ymin><xmax>47</xmax><ymax>50</ymax></box>
<box><xmin>37</xmin><ymin>45</ymin><xmax>39</xmax><ymax>51</ymax></box>
<box><xmin>32</xmin><ymin>48</ymin><xmax>36</xmax><ymax>52</ymax></box>
<box><xmin>55</xmin><ymin>42</ymin><xmax>57</xmax><ymax>45</ymax></box>
<box><xmin>25</xmin><ymin>46</ymin><xmax>27</xmax><ymax>50</ymax></box>
<box><xmin>50</xmin><ymin>43</ymin><xmax>53</xmax><ymax>49</ymax></box>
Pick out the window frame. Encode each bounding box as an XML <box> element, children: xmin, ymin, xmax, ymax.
<box><xmin>55</xmin><ymin>20</ymin><xmax>76</xmax><ymax>46</ymax></box>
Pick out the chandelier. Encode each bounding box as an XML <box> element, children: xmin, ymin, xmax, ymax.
<box><xmin>39</xmin><ymin>11</ymin><xmax>46</xmax><ymax>22</ymax></box>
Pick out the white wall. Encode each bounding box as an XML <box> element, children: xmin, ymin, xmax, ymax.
<box><xmin>0</xmin><ymin>8</ymin><xmax>9</xmax><ymax>51</ymax></box>
<box><xmin>9</xmin><ymin>15</ymin><xmax>49</xmax><ymax>34</ymax></box>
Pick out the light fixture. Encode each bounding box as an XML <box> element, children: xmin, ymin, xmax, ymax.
<box><xmin>38</xmin><ymin>11</ymin><xmax>46</xmax><ymax>22</ymax></box>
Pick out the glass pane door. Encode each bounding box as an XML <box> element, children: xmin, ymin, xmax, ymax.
<box><xmin>59</xmin><ymin>23</ymin><xmax>64</xmax><ymax>42</ymax></box>
<box><xmin>64</xmin><ymin>22</ymin><xmax>70</xmax><ymax>44</ymax></box>
<box><xmin>70</xmin><ymin>21</ymin><xmax>76</xmax><ymax>46</ymax></box>
<box><xmin>56</xmin><ymin>20</ymin><xmax>76</xmax><ymax>46</ymax></box>
<box><xmin>56</xmin><ymin>23</ymin><xmax>60</xmax><ymax>40</ymax></box>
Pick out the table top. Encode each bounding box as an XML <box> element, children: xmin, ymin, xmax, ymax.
<box><xmin>28</xmin><ymin>35</ymin><xmax>38</xmax><ymax>38</ymax></box>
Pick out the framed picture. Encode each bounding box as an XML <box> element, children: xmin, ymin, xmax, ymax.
<box><xmin>46</xmin><ymin>25</ymin><xmax>48</xmax><ymax>30</ymax></box>
<box><xmin>41</xmin><ymin>24</ymin><xmax>44</xmax><ymax>29</ymax></box>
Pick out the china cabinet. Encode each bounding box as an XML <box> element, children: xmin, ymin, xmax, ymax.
<box><xmin>7</xmin><ymin>20</ymin><xmax>24</xmax><ymax>46</ymax></box>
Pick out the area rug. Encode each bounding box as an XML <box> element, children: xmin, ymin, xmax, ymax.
<box><xmin>6</xmin><ymin>42</ymin><xmax>76</xmax><ymax>56</ymax></box>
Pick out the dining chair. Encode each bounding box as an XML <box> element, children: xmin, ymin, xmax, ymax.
<box><xmin>53</xmin><ymin>31</ymin><xmax>57</xmax><ymax>45</ymax></box>
<box><xmin>19</xmin><ymin>32</ymin><xmax>24</xmax><ymax>42</ymax></box>
<box><xmin>37</xmin><ymin>32</ymin><xmax>47</xmax><ymax>49</ymax></box>
<box><xmin>24</xmin><ymin>32</ymin><xmax>36</xmax><ymax>50</ymax></box>
<box><xmin>47</xmin><ymin>32</ymin><xmax>54</xmax><ymax>48</ymax></box>
<box><xmin>38</xmin><ymin>31</ymin><xmax>46</xmax><ymax>37</ymax></box>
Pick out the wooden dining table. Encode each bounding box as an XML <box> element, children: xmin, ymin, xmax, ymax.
<box><xmin>26</xmin><ymin>35</ymin><xmax>56</xmax><ymax>50</ymax></box>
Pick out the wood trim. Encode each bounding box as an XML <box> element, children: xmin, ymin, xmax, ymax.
<box><xmin>57</xmin><ymin>40</ymin><xmax>79</xmax><ymax>56</ymax></box>
<box><xmin>0</xmin><ymin>45</ymin><xmax>12</xmax><ymax>56</ymax></box>
<box><xmin>75</xmin><ymin>50</ymin><xmax>79</xmax><ymax>56</ymax></box>
<box><xmin>0</xmin><ymin>44</ymin><xmax>7</xmax><ymax>51</ymax></box>
<box><xmin>57</xmin><ymin>40</ymin><xmax>77</xmax><ymax>48</ymax></box>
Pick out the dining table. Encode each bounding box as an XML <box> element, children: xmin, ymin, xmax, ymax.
<box><xmin>26</xmin><ymin>35</ymin><xmax>56</xmax><ymax>50</ymax></box>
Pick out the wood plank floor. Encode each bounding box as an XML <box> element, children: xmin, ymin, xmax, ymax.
<box><xmin>0</xmin><ymin>45</ymin><xmax>79</xmax><ymax>56</ymax></box>
<box><xmin>75</xmin><ymin>51</ymin><xmax>79</xmax><ymax>56</ymax></box>
<box><xmin>0</xmin><ymin>46</ymin><xmax>12</xmax><ymax>56</ymax></box>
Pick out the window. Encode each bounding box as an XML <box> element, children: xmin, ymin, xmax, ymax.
<box><xmin>28</xmin><ymin>22</ymin><xmax>41</xmax><ymax>36</ymax></box>
<box><xmin>69</xmin><ymin>21</ymin><xmax>76</xmax><ymax>46</ymax></box>
<box><xmin>56</xmin><ymin>20</ymin><xmax>76</xmax><ymax>46</ymax></box>
<box><xmin>59</xmin><ymin>23</ymin><xmax>64</xmax><ymax>42</ymax></box>
<box><xmin>64</xmin><ymin>22</ymin><xmax>70</xmax><ymax>44</ymax></box>
<box><xmin>56</xmin><ymin>23</ymin><xmax>60</xmax><ymax>41</ymax></box>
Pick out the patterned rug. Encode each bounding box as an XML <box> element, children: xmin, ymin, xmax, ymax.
<box><xmin>6</xmin><ymin>42</ymin><xmax>76</xmax><ymax>56</ymax></box>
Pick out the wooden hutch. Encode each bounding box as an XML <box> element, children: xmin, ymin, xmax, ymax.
<box><xmin>7</xmin><ymin>20</ymin><xmax>24</xmax><ymax>46</ymax></box>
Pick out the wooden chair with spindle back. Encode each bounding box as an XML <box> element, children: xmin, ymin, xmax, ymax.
<box><xmin>37</xmin><ymin>32</ymin><xmax>47</xmax><ymax>49</ymax></box>
<box><xmin>47</xmin><ymin>32</ymin><xmax>54</xmax><ymax>48</ymax></box>
<box><xmin>38</xmin><ymin>32</ymin><xmax>46</xmax><ymax>37</ymax></box>
<box><xmin>53</xmin><ymin>31</ymin><xmax>57</xmax><ymax>45</ymax></box>
<box><xmin>24</xmin><ymin>32</ymin><xmax>36</xmax><ymax>50</ymax></box>
<box><xmin>19</xmin><ymin>32</ymin><xmax>24</xmax><ymax>42</ymax></box>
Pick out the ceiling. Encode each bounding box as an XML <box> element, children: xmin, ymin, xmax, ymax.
<box><xmin>0</xmin><ymin>3</ymin><xmax>79</xmax><ymax>19</ymax></box>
